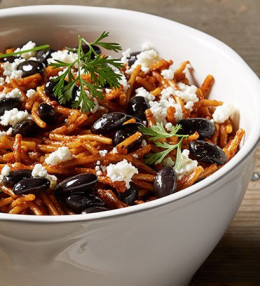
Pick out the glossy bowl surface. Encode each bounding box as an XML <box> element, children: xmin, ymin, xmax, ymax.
<box><xmin>0</xmin><ymin>5</ymin><xmax>259</xmax><ymax>286</ymax></box>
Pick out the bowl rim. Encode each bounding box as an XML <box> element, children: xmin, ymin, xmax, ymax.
<box><xmin>0</xmin><ymin>5</ymin><xmax>260</xmax><ymax>223</ymax></box>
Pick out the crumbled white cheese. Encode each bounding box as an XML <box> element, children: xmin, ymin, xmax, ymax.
<box><xmin>165</xmin><ymin>122</ymin><xmax>173</xmax><ymax>131</ymax></box>
<box><xmin>135</xmin><ymin>87</ymin><xmax>155</xmax><ymax>101</ymax></box>
<box><xmin>45</xmin><ymin>147</ymin><xmax>72</xmax><ymax>165</ymax></box>
<box><xmin>132</xmin><ymin>154</ymin><xmax>139</xmax><ymax>158</ymax></box>
<box><xmin>95</xmin><ymin>165</ymin><xmax>102</xmax><ymax>176</ymax></box>
<box><xmin>75</xmin><ymin>88</ymin><xmax>103</xmax><ymax>114</ymax></box>
<box><xmin>108</xmin><ymin>58</ymin><xmax>129</xmax><ymax>92</ymax></box>
<box><xmin>0</xmin><ymin>88</ymin><xmax>23</xmax><ymax>100</ymax></box>
<box><xmin>26</xmin><ymin>89</ymin><xmax>36</xmax><ymax>98</ymax></box>
<box><xmin>120</xmin><ymin>48</ymin><xmax>132</xmax><ymax>64</ymax></box>
<box><xmin>150</xmin><ymin>87</ymin><xmax>183</xmax><ymax>123</ymax></box>
<box><xmin>106</xmin><ymin>159</ymin><xmax>138</xmax><ymax>188</ymax></box>
<box><xmin>0</xmin><ymin>77</ymin><xmax>5</xmax><ymax>84</ymax></box>
<box><xmin>96</xmin><ymin>170</ymin><xmax>102</xmax><ymax>176</ymax></box>
<box><xmin>149</xmin><ymin>100</ymin><xmax>167</xmax><ymax>123</ymax></box>
<box><xmin>0</xmin><ymin>108</ymin><xmax>29</xmax><ymax>126</ymax></box>
<box><xmin>141</xmin><ymin>140</ymin><xmax>147</xmax><ymax>146</ymax></box>
<box><xmin>184</xmin><ymin>101</ymin><xmax>194</xmax><ymax>110</ymax></box>
<box><xmin>174</xmin><ymin>149</ymin><xmax>198</xmax><ymax>179</ymax></box>
<box><xmin>162</xmin><ymin>157</ymin><xmax>175</xmax><ymax>167</ymax></box>
<box><xmin>95</xmin><ymin>161</ymin><xmax>107</xmax><ymax>176</ymax></box>
<box><xmin>0</xmin><ymin>129</ymin><xmax>12</xmax><ymax>138</ymax></box>
<box><xmin>149</xmin><ymin>82</ymin><xmax>198</xmax><ymax>125</ymax></box>
<box><xmin>156</xmin><ymin>87</ymin><xmax>179</xmax><ymax>123</ymax></box>
<box><xmin>32</xmin><ymin>164</ymin><xmax>48</xmax><ymax>178</ymax></box>
<box><xmin>161</xmin><ymin>66</ymin><xmax>174</xmax><ymax>80</ymax></box>
<box><xmin>90</xmin><ymin>97</ymin><xmax>100</xmax><ymax>114</ymax></box>
<box><xmin>14</xmin><ymin>41</ymin><xmax>36</xmax><ymax>59</ymax></box>
<box><xmin>175</xmin><ymin>82</ymin><xmax>198</xmax><ymax>111</ymax></box>
<box><xmin>126</xmin><ymin>49</ymin><xmax>160</xmax><ymax>74</ymax></box>
<box><xmin>32</xmin><ymin>163</ymin><xmax>57</xmax><ymax>189</ymax></box>
<box><xmin>2</xmin><ymin>58</ymin><xmax>24</xmax><ymax>83</ymax></box>
<box><xmin>48</xmin><ymin>50</ymin><xmax>78</xmax><ymax>67</ymax></box>
<box><xmin>213</xmin><ymin>103</ymin><xmax>235</xmax><ymax>123</ymax></box>
<box><xmin>48</xmin><ymin>75</ymin><xmax>58</xmax><ymax>80</ymax></box>
<box><xmin>99</xmin><ymin>150</ymin><xmax>108</xmax><ymax>157</ymax></box>
<box><xmin>160</xmin><ymin>86</ymin><xmax>175</xmax><ymax>98</ymax></box>
<box><xmin>101</xmin><ymin>165</ymin><xmax>107</xmax><ymax>172</ymax></box>
<box><xmin>105</xmin><ymin>88</ymin><xmax>112</xmax><ymax>93</ymax></box>
<box><xmin>119</xmin><ymin>73</ymin><xmax>129</xmax><ymax>92</ymax></box>
<box><xmin>6</xmin><ymin>70</ymin><xmax>23</xmax><ymax>82</ymax></box>
<box><xmin>1</xmin><ymin>165</ymin><xmax>11</xmax><ymax>176</ymax></box>
<box><xmin>111</xmin><ymin>147</ymin><xmax>118</xmax><ymax>154</ymax></box>
<box><xmin>0</xmin><ymin>164</ymin><xmax>11</xmax><ymax>182</ymax></box>
<box><xmin>6</xmin><ymin>127</ymin><xmax>13</xmax><ymax>135</ymax></box>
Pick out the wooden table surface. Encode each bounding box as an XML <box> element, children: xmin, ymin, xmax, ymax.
<box><xmin>1</xmin><ymin>0</ymin><xmax>260</xmax><ymax>285</ymax></box>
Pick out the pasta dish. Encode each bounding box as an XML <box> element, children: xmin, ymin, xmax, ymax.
<box><xmin>0</xmin><ymin>33</ymin><xmax>244</xmax><ymax>215</ymax></box>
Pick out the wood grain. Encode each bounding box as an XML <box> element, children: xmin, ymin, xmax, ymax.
<box><xmin>191</xmin><ymin>146</ymin><xmax>260</xmax><ymax>285</ymax></box>
<box><xmin>1</xmin><ymin>0</ymin><xmax>260</xmax><ymax>285</ymax></box>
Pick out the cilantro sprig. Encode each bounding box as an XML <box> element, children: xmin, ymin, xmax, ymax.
<box><xmin>51</xmin><ymin>32</ymin><xmax>123</xmax><ymax>112</ymax></box>
<box><xmin>0</xmin><ymin>32</ymin><xmax>123</xmax><ymax>113</ymax></box>
<box><xmin>139</xmin><ymin>123</ymin><xmax>189</xmax><ymax>165</ymax></box>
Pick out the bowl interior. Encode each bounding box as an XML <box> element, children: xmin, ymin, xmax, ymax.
<box><xmin>0</xmin><ymin>5</ymin><xmax>260</xmax><ymax>221</ymax></box>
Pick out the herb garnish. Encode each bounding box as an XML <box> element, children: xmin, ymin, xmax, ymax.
<box><xmin>51</xmin><ymin>32</ymin><xmax>123</xmax><ymax>112</ymax></box>
<box><xmin>139</xmin><ymin>123</ymin><xmax>189</xmax><ymax>165</ymax></box>
<box><xmin>0</xmin><ymin>32</ymin><xmax>124</xmax><ymax>112</ymax></box>
<box><xmin>0</xmin><ymin>44</ymin><xmax>50</xmax><ymax>58</ymax></box>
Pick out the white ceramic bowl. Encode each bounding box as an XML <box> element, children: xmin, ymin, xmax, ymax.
<box><xmin>0</xmin><ymin>5</ymin><xmax>259</xmax><ymax>286</ymax></box>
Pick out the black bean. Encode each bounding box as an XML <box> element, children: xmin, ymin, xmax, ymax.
<box><xmin>129</xmin><ymin>96</ymin><xmax>149</xmax><ymax>121</ymax></box>
<box><xmin>117</xmin><ymin>182</ymin><xmax>138</xmax><ymax>205</ymax></box>
<box><xmin>2</xmin><ymin>169</ymin><xmax>32</xmax><ymax>188</ymax></box>
<box><xmin>55</xmin><ymin>173</ymin><xmax>98</xmax><ymax>196</ymax></box>
<box><xmin>91</xmin><ymin>112</ymin><xmax>128</xmax><ymax>134</ymax></box>
<box><xmin>36</xmin><ymin>48</ymin><xmax>55</xmax><ymax>65</ymax></box>
<box><xmin>38</xmin><ymin>103</ymin><xmax>56</xmax><ymax>124</ymax></box>
<box><xmin>80</xmin><ymin>45</ymin><xmax>101</xmax><ymax>58</ymax></box>
<box><xmin>178</xmin><ymin>118</ymin><xmax>216</xmax><ymax>138</ymax></box>
<box><xmin>13</xmin><ymin>177</ymin><xmax>50</xmax><ymax>195</ymax></box>
<box><xmin>44</xmin><ymin>80</ymin><xmax>58</xmax><ymax>100</ymax></box>
<box><xmin>127</xmin><ymin>51</ymin><xmax>141</xmax><ymax>66</ymax></box>
<box><xmin>189</xmin><ymin>140</ymin><xmax>227</xmax><ymax>165</ymax></box>
<box><xmin>113</xmin><ymin>122</ymin><xmax>143</xmax><ymax>152</ymax></box>
<box><xmin>113</xmin><ymin>123</ymin><xmax>143</xmax><ymax>145</ymax></box>
<box><xmin>154</xmin><ymin>167</ymin><xmax>177</xmax><ymax>198</ymax></box>
<box><xmin>82</xmin><ymin>206</ymin><xmax>108</xmax><ymax>213</ymax></box>
<box><xmin>44</xmin><ymin>80</ymin><xmax>79</xmax><ymax>107</ymax></box>
<box><xmin>17</xmin><ymin>60</ymin><xmax>44</xmax><ymax>78</ymax></box>
<box><xmin>0</xmin><ymin>98</ymin><xmax>22</xmax><ymax>116</ymax></box>
<box><xmin>0</xmin><ymin>55</ymin><xmax>17</xmax><ymax>63</ymax></box>
<box><xmin>102</xmin><ymin>82</ymin><xmax>111</xmax><ymax>88</ymax></box>
<box><xmin>64</xmin><ymin>193</ymin><xmax>105</xmax><ymax>214</ymax></box>
<box><xmin>12</xmin><ymin>119</ymin><xmax>38</xmax><ymax>137</ymax></box>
